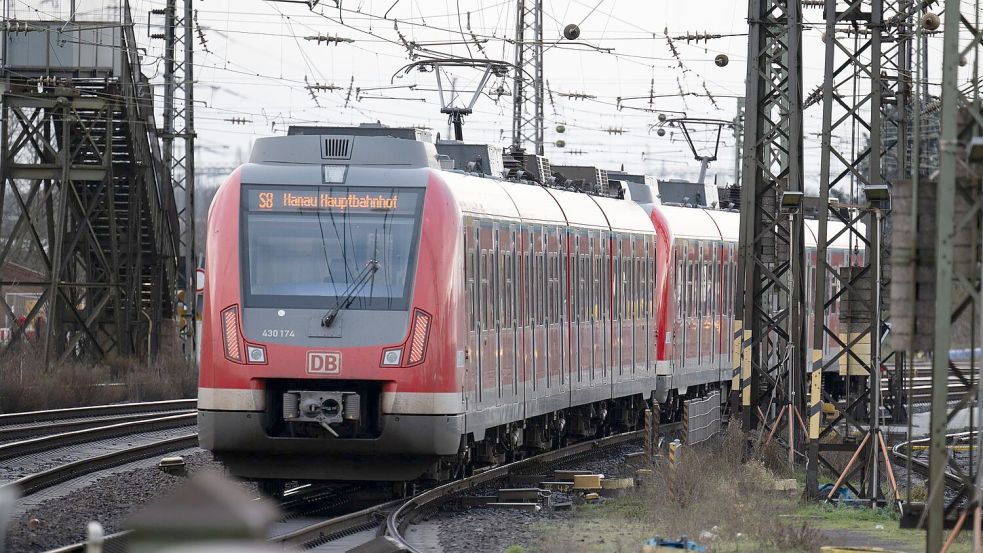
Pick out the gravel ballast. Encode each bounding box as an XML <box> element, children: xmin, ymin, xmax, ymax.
<box><xmin>2</xmin><ymin>448</ymin><xmax>241</xmax><ymax>552</ymax></box>
<box><xmin>416</xmin><ymin>443</ymin><xmax>645</xmax><ymax>553</ymax></box>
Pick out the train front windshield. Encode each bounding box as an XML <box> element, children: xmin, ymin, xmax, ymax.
<box><xmin>242</xmin><ymin>185</ymin><xmax>424</xmax><ymax>310</ymax></box>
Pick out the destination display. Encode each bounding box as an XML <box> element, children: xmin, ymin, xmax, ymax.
<box><xmin>246</xmin><ymin>186</ymin><xmax>420</xmax><ymax>214</ymax></box>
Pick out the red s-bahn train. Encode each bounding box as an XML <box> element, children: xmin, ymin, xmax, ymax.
<box><xmin>198</xmin><ymin>126</ymin><xmax>854</xmax><ymax>491</ymax></box>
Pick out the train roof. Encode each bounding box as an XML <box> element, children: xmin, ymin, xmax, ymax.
<box><xmin>439</xmin><ymin>171</ymin><xmax>653</xmax><ymax>234</ymax></box>
<box><xmin>658</xmin><ymin>205</ymin><xmax>734</xmax><ymax>242</ymax></box>
<box><xmin>657</xmin><ymin>203</ymin><xmax>859</xmax><ymax>251</ymax></box>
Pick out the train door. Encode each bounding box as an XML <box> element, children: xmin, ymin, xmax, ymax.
<box><xmin>717</xmin><ymin>243</ymin><xmax>727</xmax><ymax>375</ymax></box>
<box><xmin>499</xmin><ymin>225</ymin><xmax>518</xmax><ymax>407</ymax></box>
<box><xmin>687</xmin><ymin>241</ymin><xmax>699</xmax><ymax>368</ymax></box>
<box><xmin>673</xmin><ymin>243</ymin><xmax>684</xmax><ymax>371</ymax></box>
<box><xmin>600</xmin><ymin>231</ymin><xmax>607</xmax><ymax>389</ymax></box>
<box><xmin>620</xmin><ymin>235</ymin><xmax>634</xmax><ymax>384</ymax></box>
<box><xmin>477</xmin><ymin>221</ymin><xmax>496</xmax><ymax>411</ymax></box>
<box><xmin>703</xmin><ymin>243</ymin><xmax>715</xmax><ymax>369</ymax></box>
<box><xmin>546</xmin><ymin>226</ymin><xmax>566</xmax><ymax>407</ymax></box>
<box><xmin>579</xmin><ymin>230</ymin><xmax>593</xmax><ymax>396</ymax></box>
<box><xmin>644</xmin><ymin>235</ymin><xmax>655</xmax><ymax>378</ymax></box>
<box><xmin>464</xmin><ymin>219</ymin><xmax>478</xmax><ymax>411</ymax></box>
<box><xmin>610</xmin><ymin>234</ymin><xmax>622</xmax><ymax>387</ymax></box>
<box><xmin>569</xmin><ymin>229</ymin><xmax>584</xmax><ymax>402</ymax></box>
<box><xmin>519</xmin><ymin>225</ymin><xmax>531</xmax><ymax>418</ymax></box>
<box><xmin>531</xmin><ymin>226</ymin><xmax>547</xmax><ymax>413</ymax></box>
<box><xmin>633</xmin><ymin>235</ymin><xmax>646</xmax><ymax>374</ymax></box>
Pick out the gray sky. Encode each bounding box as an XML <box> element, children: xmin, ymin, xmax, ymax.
<box><xmin>10</xmin><ymin>0</ymin><xmax>959</xmax><ymax>192</ymax></box>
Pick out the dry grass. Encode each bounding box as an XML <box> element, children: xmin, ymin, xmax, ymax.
<box><xmin>646</xmin><ymin>425</ymin><xmax>820</xmax><ymax>549</ymax></box>
<box><xmin>535</xmin><ymin>424</ymin><xmax>824</xmax><ymax>553</ymax></box>
<box><xmin>0</xmin><ymin>341</ymin><xmax>196</xmax><ymax>413</ymax></box>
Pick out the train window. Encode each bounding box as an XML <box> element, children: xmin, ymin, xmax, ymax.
<box><xmin>676</xmin><ymin>245</ymin><xmax>684</xmax><ymax>321</ymax></box>
<box><xmin>645</xmin><ymin>256</ymin><xmax>655</xmax><ymax>318</ymax></box>
<box><xmin>539</xmin><ymin>250</ymin><xmax>546</xmax><ymax>324</ymax></box>
<box><xmin>595</xmin><ymin>254</ymin><xmax>602</xmax><ymax>320</ymax></box>
<box><xmin>478</xmin><ymin>249</ymin><xmax>487</xmax><ymax>329</ymax></box>
<box><xmin>465</xmin><ymin>226</ymin><xmax>476</xmax><ymax>331</ymax></box>
<box><xmin>502</xmin><ymin>251</ymin><xmax>515</xmax><ymax>327</ymax></box>
<box><xmin>500</xmin><ymin>244</ymin><xmax>507</xmax><ymax>328</ymax></box>
<box><xmin>544</xmin><ymin>252</ymin><xmax>550</xmax><ymax>324</ymax></box>
<box><xmin>579</xmin><ymin>252</ymin><xmax>587</xmax><ymax>321</ymax></box>
<box><xmin>242</xmin><ymin>185</ymin><xmax>424</xmax><ymax>310</ymax></box>
<box><xmin>487</xmin><ymin>248</ymin><xmax>497</xmax><ymax>329</ymax></box>
<box><xmin>603</xmin><ymin>246</ymin><xmax>610</xmax><ymax>318</ymax></box>
<box><xmin>613</xmin><ymin>241</ymin><xmax>621</xmax><ymax>320</ymax></box>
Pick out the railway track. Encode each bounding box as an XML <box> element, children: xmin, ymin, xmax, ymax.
<box><xmin>0</xmin><ymin>399</ymin><xmax>197</xmax><ymax>442</ymax></box>
<box><xmin>273</xmin><ymin>427</ymin><xmax>659</xmax><ymax>552</ymax></box>
<box><xmin>45</xmin><ymin>424</ymin><xmax>666</xmax><ymax>553</ymax></box>
<box><xmin>0</xmin><ymin>405</ymin><xmax>198</xmax><ymax>499</ymax></box>
<box><xmin>891</xmin><ymin>431</ymin><xmax>975</xmax><ymax>494</ymax></box>
<box><xmin>7</xmin><ymin>432</ymin><xmax>199</xmax><ymax>497</ymax></box>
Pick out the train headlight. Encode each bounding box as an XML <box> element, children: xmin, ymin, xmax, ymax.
<box><xmin>246</xmin><ymin>345</ymin><xmax>267</xmax><ymax>364</ymax></box>
<box><xmin>221</xmin><ymin>305</ymin><xmax>243</xmax><ymax>363</ymax></box>
<box><xmin>381</xmin><ymin>348</ymin><xmax>402</xmax><ymax>367</ymax></box>
<box><xmin>407</xmin><ymin>309</ymin><xmax>432</xmax><ymax>365</ymax></box>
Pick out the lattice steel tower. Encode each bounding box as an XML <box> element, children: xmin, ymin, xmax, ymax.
<box><xmin>511</xmin><ymin>0</ymin><xmax>544</xmax><ymax>155</ymax></box>
<box><xmin>156</xmin><ymin>0</ymin><xmax>197</xmax><ymax>358</ymax></box>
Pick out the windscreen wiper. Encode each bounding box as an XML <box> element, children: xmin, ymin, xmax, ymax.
<box><xmin>321</xmin><ymin>259</ymin><xmax>380</xmax><ymax>328</ymax></box>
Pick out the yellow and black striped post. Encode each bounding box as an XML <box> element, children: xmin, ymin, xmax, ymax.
<box><xmin>682</xmin><ymin>400</ymin><xmax>690</xmax><ymax>446</ymax></box>
<box><xmin>741</xmin><ymin>327</ymin><xmax>753</xmax><ymax>412</ymax></box>
<box><xmin>732</xmin><ymin>320</ymin><xmax>743</xmax><ymax>392</ymax></box>
<box><xmin>668</xmin><ymin>439</ymin><xmax>681</xmax><ymax>471</ymax></box>
<box><xmin>644</xmin><ymin>408</ymin><xmax>653</xmax><ymax>461</ymax></box>
<box><xmin>809</xmin><ymin>348</ymin><xmax>822</xmax><ymax>441</ymax></box>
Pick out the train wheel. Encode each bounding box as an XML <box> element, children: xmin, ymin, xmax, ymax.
<box><xmin>258</xmin><ymin>479</ymin><xmax>286</xmax><ymax>498</ymax></box>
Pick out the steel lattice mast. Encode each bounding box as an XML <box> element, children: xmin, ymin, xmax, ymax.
<box><xmin>805</xmin><ymin>0</ymin><xmax>913</xmax><ymax>505</ymax></box>
<box><xmin>735</xmin><ymin>0</ymin><xmax>806</xmax><ymax>447</ymax></box>
<box><xmin>511</xmin><ymin>0</ymin><xmax>544</xmax><ymax>155</ymax></box>
<box><xmin>159</xmin><ymin>0</ymin><xmax>197</xmax><ymax>358</ymax></box>
<box><xmin>925</xmin><ymin>0</ymin><xmax>983</xmax><ymax>547</ymax></box>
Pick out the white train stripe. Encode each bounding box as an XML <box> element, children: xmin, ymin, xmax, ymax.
<box><xmin>198</xmin><ymin>387</ymin><xmax>464</xmax><ymax>414</ymax></box>
<box><xmin>383</xmin><ymin>392</ymin><xmax>466</xmax><ymax>414</ymax></box>
<box><xmin>198</xmin><ymin>388</ymin><xmax>265</xmax><ymax>411</ymax></box>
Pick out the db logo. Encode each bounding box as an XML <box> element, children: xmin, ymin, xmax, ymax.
<box><xmin>307</xmin><ymin>351</ymin><xmax>341</xmax><ymax>375</ymax></box>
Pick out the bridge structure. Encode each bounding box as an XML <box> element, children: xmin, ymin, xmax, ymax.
<box><xmin>0</xmin><ymin>0</ymin><xmax>186</xmax><ymax>364</ymax></box>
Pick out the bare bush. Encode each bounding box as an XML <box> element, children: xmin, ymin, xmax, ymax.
<box><xmin>0</xmin><ymin>339</ymin><xmax>195</xmax><ymax>413</ymax></box>
<box><xmin>0</xmin><ymin>345</ymin><xmax>127</xmax><ymax>412</ymax></box>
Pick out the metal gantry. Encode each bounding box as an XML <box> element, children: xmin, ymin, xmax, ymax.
<box><xmin>511</xmin><ymin>0</ymin><xmax>544</xmax><ymax>155</ymax></box>
<box><xmin>0</xmin><ymin>1</ymin><xmax>180</xmax><ymax>363</ymax></box>
<box><xmin>735</xmin><ymin>0</ymin><xmax>807</xmax><ymax>453</ymax></box>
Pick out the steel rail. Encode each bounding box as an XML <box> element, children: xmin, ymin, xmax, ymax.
<box><xmin>0</xmin><ymin>399</ymin><xmax>197</xmax><ymax>427</ymax></box>
<box><xmin>891</xmin><ymin>432</ymin><xmax>972</xmax><ymax>493</ymax></box>
<box><xmin>271</xmin><ymin>498</ymin><xmax>404</xmax><ymax>548</ymax></box>
<box><xmin>0</xmin><ymin>413</ymin><xmax>196</xmax><ymax>460</ymax></box>
<box><xmin>3</xmin><ymin>433</ymin><xmax>198</xmax><ymax>497</ymax></box>
<box><xmin>0</xmin><ymin>410</ymin><xmax>197</xmax><ymax>442</ymax></box>
<box><xmin>386</xmin><ymin>429</ymin><xmax>645</xmax><ymax>552</ymax></box>
<box><xmin>263</xmin><ymin>427</ymin><xmax>658</xmax><ymax>551</ymax></box>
